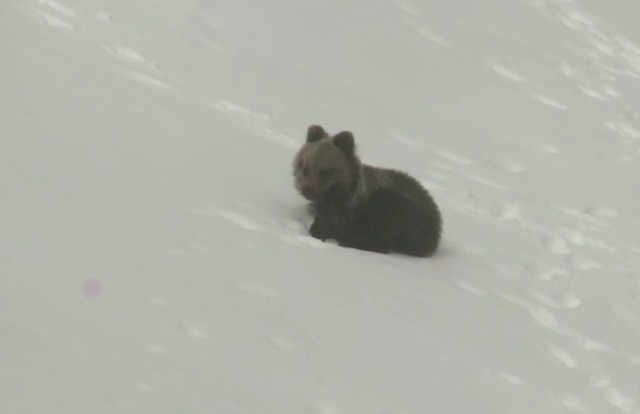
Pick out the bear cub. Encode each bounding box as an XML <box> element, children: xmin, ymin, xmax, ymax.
<box><xmin>293</xmin><ymin>125</ymin><xmax>442</xmax><ymax>257</ymax></box>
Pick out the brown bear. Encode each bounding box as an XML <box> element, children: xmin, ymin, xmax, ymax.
<box><xmin>293</xmin><ymin>125</ymin><xmax>442</xmax><ymax>256</ymax></box>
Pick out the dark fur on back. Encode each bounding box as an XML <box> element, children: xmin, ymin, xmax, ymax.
<box><xmin>293</xmin><ymin>125</ymin><xmax>442</xmax><ymax>257</ymax></box>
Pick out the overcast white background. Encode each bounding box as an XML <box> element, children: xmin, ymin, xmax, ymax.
<box><xmin>2</xmin><ymin>0</ymin><xmax>640</xmax><ymax>413</ymax></box>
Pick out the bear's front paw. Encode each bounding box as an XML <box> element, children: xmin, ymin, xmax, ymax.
<box><xmin>309</xmin><ymin>219</ymin><xmax>331</xmax><ymax>241</ymax></box>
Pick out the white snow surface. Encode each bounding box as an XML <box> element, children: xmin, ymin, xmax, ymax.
<box><xmin>2</xmin><ymin>0</ymin><xmax>640</xmax><ymax>413</ymax></box>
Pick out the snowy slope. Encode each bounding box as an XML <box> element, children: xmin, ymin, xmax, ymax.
<box><xmin>2</xmin><ymin>0</ymin><xmax>640</xmax><ymax>412</ymax></box>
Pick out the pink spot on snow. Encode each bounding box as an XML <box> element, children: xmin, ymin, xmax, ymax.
<box><xmin>83</xmin><ymin>279</ymin><xmax>102</xmax><ymax>298</ymax></box>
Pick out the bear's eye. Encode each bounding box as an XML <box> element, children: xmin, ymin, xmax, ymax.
<box><xmin>303</xmin><ymin>166</ymin><xmax>310</xmax><ymax>177</ymax></box>
<box><xmin>319</xmin><ymin>168</ymin><xmax>335</xmax><ymax>181</ymax></box>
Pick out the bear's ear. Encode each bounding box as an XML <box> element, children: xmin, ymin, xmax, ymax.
<box><xmin>306</xmin><ymin>125</ymin><xmax>327</xmax><ymax>143</ymax></box>
<box><xmin>332</xmin><ymin>131</ymin><xmax>355</xmax><ymax>156</ymax></box>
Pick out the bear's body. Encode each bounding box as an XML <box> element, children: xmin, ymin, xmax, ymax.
<box><xmin>293</xmin><ymin>125</ymin><xmax>442</xmax><ymax>257</ymax></box>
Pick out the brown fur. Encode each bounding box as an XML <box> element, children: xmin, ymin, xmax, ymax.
<box><xmin>293</xmin><ymin>125</ymin><xmax>442</xmax><ymax>256</ymax></box>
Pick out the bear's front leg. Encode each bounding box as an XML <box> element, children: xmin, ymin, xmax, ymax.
<box><xmin>309</xmin><ymin>216</ymin><xmax>333</xmax><ymax>241</ymax></box>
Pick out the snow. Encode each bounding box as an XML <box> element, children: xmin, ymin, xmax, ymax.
<box><xmin>2</xmin><ymin>0</ymin><xmax>640</xmax><ymax>413</ymax></box>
